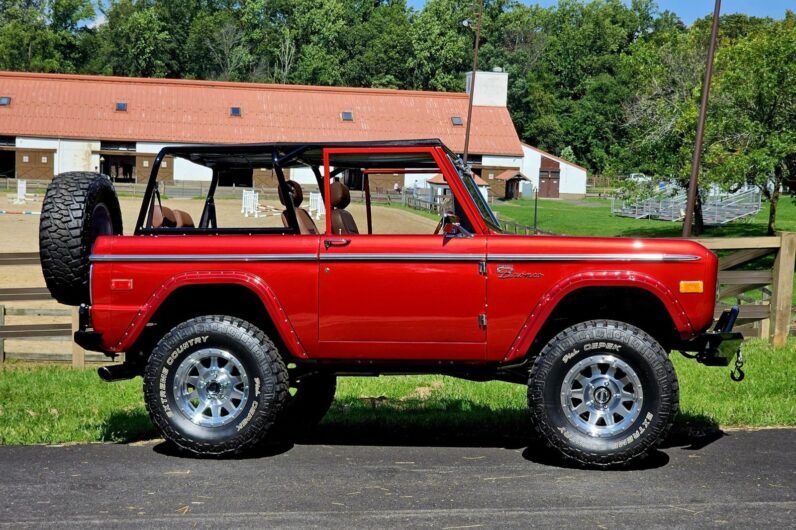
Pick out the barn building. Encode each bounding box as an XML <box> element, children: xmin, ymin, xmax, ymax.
<box><xmin>0</xmin><ymin>70</ymin><xmax>586</xmax><ymax>199</ymax></box>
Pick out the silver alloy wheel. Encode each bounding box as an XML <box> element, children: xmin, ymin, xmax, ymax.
<box><xmin>560</xmin><ymin>354</ymin><xmax>644</xmax><ymax>438</ymax></box>
<box><xmin>173</xmin><ymin>348</ymin><xmax>250</xmax><ymax>428</ymax></box>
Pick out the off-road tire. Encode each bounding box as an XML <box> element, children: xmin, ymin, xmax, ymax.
<box><xmin>39</xmin><ymin>172</ymin><xmax>123</xmax><ymax>305</ymax></box>
<box><xmin>278</xmin><ymin>373</ymin><xmax>337</xmax><ymax>436</ymax></box>
<box><xmin>528</xmin><ymin>320</ymin><xmax>678</xmax><ymax>468</ymax></box>
<box><xmin>143</xmin><ymin>316</ymin><xmax>289</xmax><ymax>456</ymax></box>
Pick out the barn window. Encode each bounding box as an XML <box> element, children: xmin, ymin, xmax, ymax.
<box><xmin>41</xmin><ymin>156</ymin><xmax>48</xmax><ymax>163</ymax></box>
<box><xmin>22</xmin><ymin>155</ymin><xmax>29</xmax><ymax>163</ymax></box>
<box><xmin>230</xmin><ymin>107</ymin><xmax>242</xmax><ymax>117</ymax></box>
<box><xmin>0</xmin><ymin>97</ymin><xmax>11</xmax><ymax>106</ymax></box>
<box><xmin>451</xmin><ymin>116</ymin><xmax>463</xmax><ymax>126</ymax></box>
<box><xmin>341</xmin><ymin>111</ymin><xmax>354</xmax><ymax>122</ymax></box>
<box><xmin>162</xmin><ymin>160</ymin><xmax>168</xmax><ymax>168</ymax></box>
<box><xmin>115</xmin><ymin>102</ymin><xmax>127</xmax><ymax>112</ymax></box>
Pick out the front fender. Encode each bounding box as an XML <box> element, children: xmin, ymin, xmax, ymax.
<box><xmin>501</xmin><ymin>270</ymin><xmax>693</xmax><ymax>363</ymax></box>
<box><xmin>100</xmin><ymin>270</ymin><xmax>308</xmax><ymax>359</ymax></box>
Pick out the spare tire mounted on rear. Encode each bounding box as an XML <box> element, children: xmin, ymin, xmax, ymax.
<box><xmin>39</xmin><ymin>172</ymin><xmax>123</xmax><ymax>306</ymax></box>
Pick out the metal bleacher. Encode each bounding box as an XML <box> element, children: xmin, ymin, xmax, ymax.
<box><xmin>612</xmin><ymin>189</ymin><xmax>761</xmax><ymax>225</ymax></box>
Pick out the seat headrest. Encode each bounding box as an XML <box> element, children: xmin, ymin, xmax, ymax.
<box><xmin>330</xmin><ymin>181</ymin><xmax>351</xmax><ymax>209</ymax></box>
<box><xmin>278</xmin><ymin>181</ymin><xmax>303</xmax><ymax>207</ymax></box>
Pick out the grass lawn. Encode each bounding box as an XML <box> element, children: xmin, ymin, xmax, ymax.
<box><xmin>491</xmin><ymin>196</ymin><xmax>796</xmax><ymax>238</ymax></box>
<box><xmin>1</xmin><ymin>338</ymin><xmax>793</xmax><ymax>446</ymax></box>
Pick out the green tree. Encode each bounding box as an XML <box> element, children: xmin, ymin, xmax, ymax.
<box><xmin>408</xmin><ymin>0</ymin><xmax>471</xmax><ymax>91</ymax></box>
<box><xmin>340</xmin><ymin>0</ymin><xmax>413</xmax><ymax>89</ymax></box>
<box><xmin>99</xmin><ymin>2</ymin><xmax>171</xmax><ymax>78</ymax></box>
<box><xmin>708</xmin><ymin>19</ymin><xmax>796</xmax><ymax>234</ymax></box>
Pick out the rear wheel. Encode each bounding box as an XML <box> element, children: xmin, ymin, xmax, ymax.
<box><xmin>528</xmin><ymin>320</ymin><xmax>678</xmax><ymax>467</ymax></box>
<box><xmin>143</xmin><ymin>315</ymin><xmax>288</xmax><ymax>455</ymax></box>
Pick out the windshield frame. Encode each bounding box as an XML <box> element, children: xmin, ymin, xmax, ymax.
<box><xmin>448</xmin><ymin>155</ymin><xmax>503</xmax><ymax>233</ymax></box>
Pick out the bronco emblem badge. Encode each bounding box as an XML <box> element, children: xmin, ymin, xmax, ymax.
<box><xmin>496</xmin><ymin>265</ymin><xmax>544</xmax><ymax>279</ymax></box>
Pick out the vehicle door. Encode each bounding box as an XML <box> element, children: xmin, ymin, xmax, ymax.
<box><xmin>316</xmin><ymin>147</ymin><xmax>487</xmax><ymax>360</ymax></box>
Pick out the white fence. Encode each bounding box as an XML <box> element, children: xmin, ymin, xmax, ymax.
<box><xmin>241</xmin><ymin>189</ymin><xmax>260</xmax><ymax>218</ymax></box>
<box><xmin>309</xmin><ymin>192</ymin><xmax>324</xmax><ymax>220</ymax></box>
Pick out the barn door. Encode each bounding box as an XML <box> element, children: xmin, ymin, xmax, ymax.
<box><xmin>539</xmin><ymin>171</ymin><xmax>560</xmax><ymax>198</ymax></box>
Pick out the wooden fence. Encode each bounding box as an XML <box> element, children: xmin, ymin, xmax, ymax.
<box><xmin>695</xmin><ymin>233</ymin><xmax>795</xmax><ymax>346</ymax></box>
<box><xmin>0</xmin><ymin>252</ymin><xmax>91</xmax><ymax>367</ymax></box>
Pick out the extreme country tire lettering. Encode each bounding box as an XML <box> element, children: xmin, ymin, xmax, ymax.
<box><xmin>143</xmin><ymin>315</ymin><xmax>288</xmax><ymax>456</ymax></box>
<box><xmin>39</xmin><ymin>172</ymin><xmax>123</xmax><ymax>306</ymax></box>
<box><xmin>528</xmin><ymin>319</ymin><xmax>679</xmax><ymax>468</ymax></box>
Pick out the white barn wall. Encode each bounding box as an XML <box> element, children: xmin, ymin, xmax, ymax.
<box><xmin>520</xmin><ymin>146</ymin><xmax>541</xmax><ymax>190</ymax></box>
<box><xmin>137</xmin><ymin>142</ymin><xmax>212</xmax><ymax>181</ymax></box>
<box><xmin>16</xmin><ymin>137</ymin><xmax>98</xmax><ymax>174</ymax></box>
<box><xmin>481</xmin><ymin>155</ymin><xmax>523</xmax><ymax>168</ymax></box>
<box><xmin>56</xmin><ymin>140</ymin><xmax>98</xmax><ymax>173</ymax></box>
<box><xmin>560</xmin><ymin>164</ymin><xmax>587</xmax><ymax>196</ymax></box>
<box><xmin>289</xmin><ymin>166</ymin><xmax>318</xmax><ymax>186</ymax></box>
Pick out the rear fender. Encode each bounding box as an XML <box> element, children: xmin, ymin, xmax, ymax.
<box><xmin>108</xmin><ymin>270</ymin><xmax>307</xmax><ymax>358</ymax></box>
<box><xmin>502</xmin><ymin>271</ymin><xmax>693</xmax><ymax>363</ymax></box>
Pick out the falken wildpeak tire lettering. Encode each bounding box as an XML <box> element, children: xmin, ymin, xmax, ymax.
<box><xmin>527</xmin><ymin>319</ymin><xmax>679</xmax><ymax>468</ymax></box>
<box><xmin>39</xmin><ymin>172</ymin><xmax>123</xmax><ymax>306</ymax></box>
<box><xmin>143</xmin><ymin>315</ymin><xmax>289</xmax><ymax>456</ymax></box>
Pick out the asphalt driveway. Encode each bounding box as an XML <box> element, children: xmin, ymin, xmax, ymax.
<box><xmin>0</xmin><ymin>429</ymin><xmax>793</xmax><ymax>529</ymax></box>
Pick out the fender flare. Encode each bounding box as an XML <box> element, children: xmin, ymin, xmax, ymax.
<box><xmin>110</xmin><ymin>270</ymin><xmax>308</xmax><ymax>358</ymax></box>
<box><xmin>502</xmin><ymin>270</ymin><xmax>693</xmax><ymax>363</ymax></box>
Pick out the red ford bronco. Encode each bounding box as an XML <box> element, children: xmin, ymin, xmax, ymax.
<box><xmin>39</xmin><ymin>140</ymin><xmax>743</xmax><ymax>467</ymax></box>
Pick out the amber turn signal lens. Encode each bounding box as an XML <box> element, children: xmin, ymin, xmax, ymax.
<box><xmin>679</xmin><ymin>280</ymin><xmax>704</xmax><ymax>293</ymax></box>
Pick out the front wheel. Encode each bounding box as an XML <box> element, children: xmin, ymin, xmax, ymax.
<box><xmin>143</xmin><ymin>316</ymin><xmax>288</xmax><ymax>455</ymax></box>
<box><xmin>528</xmin><ymin>320</ymin><xmax>679</xmax><ymax>467</ymax></box>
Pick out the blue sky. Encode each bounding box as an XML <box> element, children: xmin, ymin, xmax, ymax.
<box><xmin>406</xmin><ymin>1</ymin><xmax>792</xmax><ymax>25</ymax></box>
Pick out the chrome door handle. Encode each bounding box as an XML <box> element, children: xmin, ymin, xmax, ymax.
<box><xmin>324</xmin><ymin>239</ymin><xmax>351</xmax><ymax>249</ymax></box>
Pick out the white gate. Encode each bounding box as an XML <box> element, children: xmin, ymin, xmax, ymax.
<box><xmin>241</xmin><ymin>189</ymin><xmax>260</xmax><ymax>218</ymax></box>
<box><xmin>13</xmin><ymin>180</ymin><xmax>27</xmax><ymax>205</ymax></box>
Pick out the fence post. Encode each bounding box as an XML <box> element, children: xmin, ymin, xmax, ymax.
<box><xmin>770</xmin><ymin>232</ymin><xmax>796</xmax><ymax>347</ymax></box>
<box><xmin>71</xmin><ymin>307</ymin><xmax>85</xmax><ymax>368</ymax></box>
<box><xmin>0</xmin><ymin>304</ymin><xmax>5</xmax><ymax>363</ymax></box>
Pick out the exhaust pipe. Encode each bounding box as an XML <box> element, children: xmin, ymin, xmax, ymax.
<box><xmin>97</xmin><ymin>363</ymin><xmax>138</xmax><ymax>382</ymax></box>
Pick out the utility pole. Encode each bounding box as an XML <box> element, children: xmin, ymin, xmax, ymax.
<box><xmin>682</xmin><ymin>0</ymin><xmax>721</xmax><ymax>237</ymax></box>
<box><xmin>462</xmin><ymin>0</ymin><xmax>484</xmax><ymax>165</ymax></box>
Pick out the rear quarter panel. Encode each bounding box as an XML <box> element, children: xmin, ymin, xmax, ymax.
<box><xmin>90</xmin><ymin>234</ymin><xmax>320</xmax><ymax>356</ymax></box>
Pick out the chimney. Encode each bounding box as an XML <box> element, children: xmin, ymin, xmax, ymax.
<box><xmin>465</xmin><ymin>68</ymin><xmax>508</xmax><ymax>107</ymax></box>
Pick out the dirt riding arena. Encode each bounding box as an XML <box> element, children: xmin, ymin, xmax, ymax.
<box><xmin>0</xmin><ymin>193</ymin><xmax>436</xmax><ymax>360</ymax></box>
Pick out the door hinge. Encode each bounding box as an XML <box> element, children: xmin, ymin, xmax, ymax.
<box><xmin>479</xmin><ymin>261</ymin><xmax>487</xmax><ymax>275</ymax></box>
<box><xmin>479</xmin><ymin>313</ymin><xmax>487</xmax><ymax>328</ymax></box>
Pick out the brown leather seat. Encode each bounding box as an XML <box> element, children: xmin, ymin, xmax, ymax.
<box><xmin>152</xmin><ymin>206</ymin><xmax>195</xmax><ymax>228</ymax></box>
<box><xmin>172</xmin><ymin>209</ymin><xmax>195</xmax><ymax>228</ymax></box>
<box><xmin>279</xmin><ymin>181</ymin><xmax>318</xmax><ymax>235</ymax></box>
<box><xmin>330</xmin><ymin>181</ymin><xmax>359</xmax><ymax>235</ymax></box>
<box><xmin>152</xmin><ymin>205</ymin><xmax>177</xmax><ymax>228</ymax></box>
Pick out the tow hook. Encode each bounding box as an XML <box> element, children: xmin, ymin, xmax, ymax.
<box><xmin>730</xmin><ymin>349</ymin><xmax>745</xmax><ymax>382</ymax></box>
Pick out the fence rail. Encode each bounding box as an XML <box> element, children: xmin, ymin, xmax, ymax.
<box><xmin>0</xmin><ymin>272</ymin><xmax>88</xmax><ymax>364</ymax></box>
<box><xmin>695</xmin><ymin>233</ymin><xmax>795</xmax><ymax>346</ymax></box>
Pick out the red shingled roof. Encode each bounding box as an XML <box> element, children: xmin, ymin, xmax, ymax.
<box><xmin>427</xmin><ymin>173</ymin><xmax>489</xmax><ymax>186</ymax></box>
<box><xmin>0</xmin><ymin>71</ymin><xmax>523</xmax><ymax>157</ymax></box>
<box><xmin>495</xmin><ymin>169</ymin><xmax>529</xmax><ymax>181</ymax></box>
